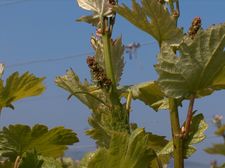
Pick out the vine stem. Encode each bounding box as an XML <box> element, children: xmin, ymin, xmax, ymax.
<box><xmin>169</xmin><ymin>98</ymin><xmax>184</xmax><ymax>168</ymax></box>
<box><xmin>101</xmin><ymin>18</ymin><xmax>120</xmax><ymax>106</ymax></box>
<box><xmin>184</xmin><ymin>94</ymin><xmax>196</xmax><ymax>136</ymax></box>
<box><xmin>14</xmin><ymin>156</ymin><xmax>21</xmax><ymax>168</ymax></box>
<box><xmin>102</xmin><ymin>32</ymin><xmax>116</xmax><ymax>86</ymax></box>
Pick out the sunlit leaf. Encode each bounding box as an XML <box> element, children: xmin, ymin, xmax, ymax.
<box><xmin>55</xmin><ymin>69</ymin><xmax>101</xmax><ymax>110</ymax></box>
<box><xmin>205</xmin><ymin>144</ymin><xmax>225</xmax><ymax>156</ymax></box>
<box><xmin>115</xmin><ymin>0</ymin><xmax>183</xmax><ymax>44</ymax></box>
<box><xmin>0</xmin><ymin>72</ymin><xmax>45</xmax><ymax>110</ymax></box>
<box><xmin>76</xmin><ymin>0</ymin><xmax>113</xmax><ymax>25</ymax></box>
<box><xmin>155</xmin><ymin>23</ymin><xmax>225</xmax><ymax>98</ymax></box>
<box><xmin>77</xmin><ymin>0</ymin><xmax>99</xmax><ymax>12</ymax></box>
<box><xmin>0</xmin><ymin>124</ymin><xmax>79</xmax><ymax>161</ymax></box>
<box><xmin>87</xmin><ymin>128</ymin><xmax>156</xmax><ymax>168</ymax></box>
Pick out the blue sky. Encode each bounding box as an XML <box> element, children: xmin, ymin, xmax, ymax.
<box><xmin>0</xmin><ymin>0</ymin><xmax>225</xmax><ymax>164</ymax></box>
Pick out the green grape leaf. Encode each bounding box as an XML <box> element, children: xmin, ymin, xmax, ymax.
<box><xmin>86</xmin><ymin>104</ymin><xmax>129</xmax><ymax>148</ymax></box>
<box><xmin>0</xmin><ymin>72</ymin><xmax>45</xmax><ymax>110</ymax></box>
<box><xmin>185</xmin><ymin>114</ymin><xmax>208</xmax><ymax>145</ymax></box>
<box><xmin>205</xmin><ymin>144</ymin><xmax>225</xmax><ymax>156</ymax></box>
<box><xmin>19</xmin><ymin>151</ymin><xmax>44</xmax><ymax>168</ymax></box>
<box><xmin>148</xmin><ymin>132</ymin><xmax>170</xmax><ymax>167</ymax></box>
<box><xmin>115</xmin><ymin>0</ymin><xmax>183</xmax><ymax>44</ymax></box>
<box><xmin>147</xmin><ymin>131</ymin><xmax>168</xmax><ymax>153</ymax></box>
<box><xmin>155</xmin><ymin>23</ymin><xmax>225</xmax><ymax>98</ymax></box>
<box><xmin>0</xmin><ymin>124</ymin><xmax>79</xmax><ymax>161</ymax></box>
<box><xmin>149</xmin><ymin>154</ymin><xmax>171</xmax><ymax>168</ymax></box>
<box><xmin>111</xmin><ymin>37</ymin><xmax>125</xmax><ymax>84</ymax></box>
<box><xmin>87</xmin><ymin>128</ymin><xmax>156</xmax><ymax>168</ymax></box>
<box><xmin>130</xmin><ymin>81</ymin><xmax>168</xmax><ymax>111</ymax></box>
<box><xmin>55</xmin><ymin>69</ymin><xmax>102</xmax><ymax>110</ymax></box>
<box><xmin>86</xmin><ymin>107</ymin><xmax>112</xmax><ymax>148</ymax></box>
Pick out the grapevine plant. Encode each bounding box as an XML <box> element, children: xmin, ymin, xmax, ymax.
<box><xmin>55</xmin><ymin>0</ymin><xmax>225</xmax><ymax>168</ymax></box>
<box><xmin>0</xmin><ymin>0</ymin><xmax>224</xmax><ymax>167</ymax></box>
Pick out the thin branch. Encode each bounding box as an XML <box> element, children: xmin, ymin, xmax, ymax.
<box><xmin>125</xmin><ymin>90</ymin><xmax>132</xmax><ymax>114</ymax></box>
<box><xmin>14</xmin><ymin>156</ymin><xmax>21</xmax><ymax>168</ymax></box>
<box><xmin>184</xmin><ymin>94</ymin><xmax>196</xmax><ymax>137</ymax></box>
<box><xmin>175</xmin><ymin>0</ymin><xmax>180</xmax><ymax>17</ymax></box>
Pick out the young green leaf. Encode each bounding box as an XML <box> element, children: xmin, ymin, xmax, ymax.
<box><xmin>77</xmin><ymin>0</ymin><xmax>113</xmax><ymax>15</ymax></box>
<box><xmin>115</xmin><ymin>0</ymin><xmax>183</xmax><ymax>44</ymax></box>
<box><xmin>86</xmin><ymin>104</ymin><xmax>130</xmax><ymax>148</ymax></box>
<box><xmin>0</xmin><ymin>124</ymin><xmax>79</xmax><ymax>161</ymax></box>
<box><xmin>76</xmin><ymin>0</ymin><xmax>114</xmax><ymax>25</ymax></box>
<box><xmin>0</xmin><ymin>72</ymin><xmax>45</xmax><ymax>110</ymax></box>
<box><xmin>155</xmin><ymin>23</ymin><xmax>225</xmax><ymax>98</ymax></box>
<box><xmin>55</xmin><ymin>69</ymin><xmax>102</xmax><ymax>110</ymax></box>
<box><xmin>87</xmin><ymin>128</ymin><xmax>156</xmax><ymax>168</ymax></box>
